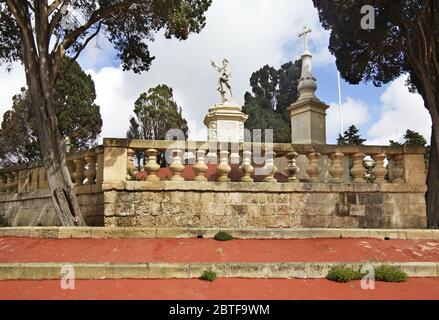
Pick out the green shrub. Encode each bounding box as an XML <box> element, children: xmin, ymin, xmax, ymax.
<box><xmin>214</xmin><ymin>231</ymin><xmax>233</xmax><ymax>241</ymax></box>
<box><xmin>200</xmin><ymin>269</ymin><xmax>217</xmax><ymax>282</ymax></box>
<box><xmin>375</xmin><ymin>265</ymin><xmax>407</xmax><ymax>282</ymax></box>
<box><xmin>326</xmin><ymin>266</ymin><xmax>363</xmax><ymax>283</ymax></box>
<box><xmin>0</xmin><ymin>216</ymin><xmax>9</xmax><ymax>227</ymax></box>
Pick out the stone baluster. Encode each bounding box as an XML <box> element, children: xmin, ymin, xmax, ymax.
<box><xmin>11</xmin><ymin>171</ymin><xmax>18</xmax><ymax>193</ymax></box>
<box><xmin>144</xmin><ymin>149</ymin><xmax>160</xmax><ymax>181</ymax></box>
<box><xmin>0</xmin><ymin>173</ymin><xmax>6</xmax><ymax>193</ymax></box>
<box><xmin>5</xmin><ymin>172</ymin><xmax>13</xmax><ymax>193</ymax></box>
<box><xmin>240</xmin><ymin>150</ymin><xmax>254</xmax><ymax>182</ymax></box>
<box><xmin>329</xmin><ymin>152</ymin><xmax>345</xmax><ymax>183</ymax></box>
<box><xmin>306</xmin><ymin>152</ymin><xmax>321</xmax><ymax>183</ymax></box>
<box><xmin>351</xmin><ymin>153</ymin><xmax>366</xmax><ymax>182</ymax></box>
<box><xmin>193</xmin><ymin>149</ymin><xmax>208</xmax><ymax>181</ymax></box>
<box><xmin>73</xmin><ymin>158</ymin><xmax>86</xmax><ymax>186</ymax></box>
<box><xmin>84</xmin><ymin>150</ymin><xmax>97</xmax><ymax>185</ymax></box>
<box><xmin>170</xmin><ymin>149</ymin><xmax>185</xmax><ymax>181</ymax></box>
<box><xmin>216</xmin><ymin>150</ymin><xmax>231</xmax><ymax>182</ymax></box>
<box><xmin>263</xmin><ymin>151</ymin><xmax>277</xmax><ymax>183</ymax></box>
<box><xmin>286</xmin><ymin>152</ymin><xmax>300</xmax><ymax>183</ymax></box>
<box><xmin>391</xmin><ymin>154</ymin><xmax>405</xmax><ymax>183</ymax></box>
<box><xmin>126</xmin><ymin>148</ymin><xmax>137</xmax><ymax>181</ymax></box>
<box><xmin>372</xmin><ymin>153</ymin><xmax>387</xmax><ymax>184</ymax></box>
<box><xmin>67</xmin><ymin>160</ymin><xmax>76</xmax><ymax>184</ymax></box>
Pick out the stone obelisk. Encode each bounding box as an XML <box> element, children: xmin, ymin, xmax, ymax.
<box><xmin>288</xmin><ymin>27</ymin><xmax>329</xmax><ymax>144</ymax></box>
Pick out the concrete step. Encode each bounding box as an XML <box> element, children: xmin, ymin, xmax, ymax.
<box><xmin>1</xmin><ymin>227</ymin><xmax>439</xmax><ymax>240</ymax></box>
<box><xmin>0</xmin><ymin>236</ymin><xmax>438</xmax><ymax>280</ymax></box>
<box><xmin>1</xmin><ymin>261</ymin><xmax>438</xmax><ymax>280</ymax></box>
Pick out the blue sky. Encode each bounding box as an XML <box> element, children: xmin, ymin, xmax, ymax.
<box><xmin>0</xmin><ymin>0</ymin><xmax>431</xmax><ymax>146</ymax></box>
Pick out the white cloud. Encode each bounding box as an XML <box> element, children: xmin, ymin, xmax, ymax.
<box><xmin>0</xmin><ymin>0</ymin><xmax>335</xmax><ymax>142</ymax></box>
<box><xmin>327</xmin><ymin>97</ymin><xmax>370</xmax><ymax>142</ymax></box>
<box><xmin>85</xmin><ymin>0</ymin><xmax>333</xmax><ymax>140</ymax></box>
<box><xmin>366</xmin><ymin>75</ymin><xmax>431</xmax><ymax>145</ymax></box>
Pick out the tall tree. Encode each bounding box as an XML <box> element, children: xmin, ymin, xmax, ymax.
<box><xmin>0</xmin><ymin>57</ymin><xmax>102</xmax><ymax>167</ymax></box>
<box><xmin>337</xmin><ymin>125</ymin><xmax>367</xmax><ymax>145</ymax></box>
<box><xmin>390</xmin><ymin>129</ymin><xmax>430</xmax><ymax>159</ymax></box>
<box><xmin>390</xmin><ymin>129</ymin><xmax>428</xmax><ymax>147</ymax></box>
<box><xmin>243</xmin><ymin>60</ymin><xmax>301</xmax><ymax>143</ymax></box>
<box><xmin>0</xmin><ymin>0</ymin><xmax>211</xmax><ymax>226</ymax></box>
<box><xmin>0</xmin><ymin>88</ymin><xmax>39</xmax><ymax>166</ymax></box>
<box><xmin>127</xmin><ymin>84</ymin><xmax>189</xmax><ymax>167</ymax></box>
<box><xmin>313</xmin><ymin>0</ymin><xmax>439</xmax><ymax>227</ymax></box>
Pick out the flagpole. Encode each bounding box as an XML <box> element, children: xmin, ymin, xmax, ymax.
<box><xmin>337</xmin><ymin>71</ymin><xmax>344</xmax><ymax>135</ymax></box>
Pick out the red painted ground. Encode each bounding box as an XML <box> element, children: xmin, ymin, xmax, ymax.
<box><xmin>0</xmin><ymin>237</ymin><xmax>438</xmax><ymax>263</ymax></box>
<box><xmin>0</xmin><ymin>278</ymin><xmax>438</xmax><ymax>300</ymax></box>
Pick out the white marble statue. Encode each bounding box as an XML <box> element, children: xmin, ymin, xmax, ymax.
<box><xmin>211</xmin><ymin>59</ymin><xmax>233</xmax><ymax>103</ymax></box>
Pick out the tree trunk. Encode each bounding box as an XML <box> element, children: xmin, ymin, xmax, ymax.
<box><xmin>28</xmin><ymin>81</ymin><xmax>86</xmax><ymax>227</ymax></box>
<box><xmin>427</xmin><ymin>131</ymin><xmax>439</xmax><ymax>228</ymax></box>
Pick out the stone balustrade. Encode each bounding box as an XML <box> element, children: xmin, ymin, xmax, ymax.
<box><xmin>0</xmin><ymin>138</ymin><xmax>428</xmax><ymax>229</ymax></box>
<box><xmin>0</xmin><ymin>147</ymin><xmax>105</xmax><ymax>226</ymax></box>
<box><xmin>0</xmin><ymin>146</ymin><xmax>104</xmax><ymax>195</ymax></box>
<box><xmin>102</xmin><ymin>138</ymin><xmax>426</xmax><ymax>186</ymax></box>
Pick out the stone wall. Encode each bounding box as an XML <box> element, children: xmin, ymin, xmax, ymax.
<box><xmin>0</xmin><ymin>186</ymin><xmax>104</xmax><ymax>226</ymax></box>
<box><xmin>103</xmin><ymin>182</ymin><xmax>427</xmax><ymax>229</ymax></box>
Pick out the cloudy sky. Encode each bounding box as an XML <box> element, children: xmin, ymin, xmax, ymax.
<box><xmin>0</xmin><ymin>0</ymin><xmax>432</xmax><ymax>145</ymax></box>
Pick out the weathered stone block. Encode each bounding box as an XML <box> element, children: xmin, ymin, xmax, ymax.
<box><xmin>260</xmin><ymin>204</ymin><xmax>276</xmax><ymax>216</ymax></box>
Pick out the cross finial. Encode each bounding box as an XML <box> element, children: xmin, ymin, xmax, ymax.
<box><xmin>298</xmin><ymin>26</ymin><xmax>312</xmax><ymax>53</ymax></box>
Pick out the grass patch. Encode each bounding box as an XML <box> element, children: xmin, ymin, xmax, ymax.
<box><xmin>200</xmin><ymin>269</ymin><xmax>217</xmax><ymax>282</ymax></box>
<box><xmin>375</xmin><ymin>265</ymin><xmax>407</xmax><ymax>282</ymax></box>
<box><xmin>0</xmin><ymin>216</ymin><xmax>9</xmax><ymax>227</ymax></box>
<box><xmin>214</xmin><ymin>231</ymin><xmax>234</xmax><ymax>241</ymax></box>
<box><xmin>326</xmin><ymin>266</ymin><xmax>363</xmax><ymax>283</ymax></box>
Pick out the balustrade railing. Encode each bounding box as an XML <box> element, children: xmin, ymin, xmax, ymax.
<box><xmin>0</xmin><ymin>138</ymin><xmax>426</xmax><ymax>196</ymax></box>
<box><xmin>0</xmin><ymin>146</ymin><xmax>104</xmax><ymax>195</ymax></box>
<box><xmin>102</xmin><ymin>139</ymin><xmax>426</xmax><ymax>185</ymax></box>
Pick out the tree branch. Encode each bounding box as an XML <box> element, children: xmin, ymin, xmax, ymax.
<box><xmin>62</xmin><ymin>0</ymin><xmax>134</xmax><ymax>50</ymax></box>
<box><xmin>50</xmin><ymin>0</ymin><xmax>134</xmax><ymax>75</ymax></box>
<box><xmin>48</xmin><ymin>0</ymin><xmax>65</xmax><ymax>16</ymax></box>
<box><xmin>71</xmin><ymin>22</ymin><xmax>102</xmax><ymax>61</ymax></box>
<box><xmin>48</xmin><ymin>0</ymin><xmax>69</xmax><ymax>37</ymax></box>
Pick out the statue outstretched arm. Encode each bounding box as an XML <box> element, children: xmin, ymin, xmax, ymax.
<box><xmin>211</xmin><ymin>60</ymin><xmax>221</xmax><ymax>72</ymax></box>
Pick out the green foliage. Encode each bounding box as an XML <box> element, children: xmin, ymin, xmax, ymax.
<box><xmin>127</xmin><ymin>85</ymin><xmax>188</xmax><ymax>167</ymax></box>
<box><xmin>326</xmin><ymin>266</ymin><xmax>363</xmax><ymax>283</ymax></box>
<box><xmin>55</xmin><ymin>58</ymin><xmax>103</xmax><ymax>151</ymax></box>
<box><xmin>214</xmin><ymin>231</ymin><xmax>234</xmax><ymax>241</ymax></box>
<box><xmin>390</xmin><ymin>129</ymin><xmax>427</xmax><ymax>147</ymax></box>
<box><xmin>312</xmin><ymin>0</ymin><xmax>432</xmax><ymax>87</ymax></box>
<box><xmin>243</xmin><ymin>60</ymin><xmax>301</xmax><ymax>143</ymax></box>
<box><xmin>337</xmin><ymin>125</ymin><xmax>366</xmax><ymax>146</ymax></box>
<box><xmin>0</xmin><ymin>58</ymin><xmax>102</xmax><ymax>166</ymax></box>
<box><xmin>326</xmin><ymin>265</ymin><xmax>408</xmax><ymax>283</ymax></box>
<box><xmin>0</xmin><ymin>89</ymin><xmax>39</xmax><ymax>165</ymax></box>
<box><xmin>390</xmin><ymin>129</ymin><xmax>430</xmax><ymax>160</ymax></box>
<box><xmin>200</xmin><ymin>269</ymin><xmax>217</xmax><ymax>282</ymax></box>
<box><xmin>128</xmin><ymin>85</ymin><xmax>188</xmax><ymax>140</ymax></box>
<box><xmin>0</xmin><ymin>216</ymin><xmax>9</xmax><ymax>227</ymax></box>
<box><xmin>0</xmin><ymin>1</ymin><xmax>212</xmax><ymax>73</ymax></box>
<box><xmin>375</xmin><ymin>265</ymin><xmax>407</xmax><ymax>282</ymax></box>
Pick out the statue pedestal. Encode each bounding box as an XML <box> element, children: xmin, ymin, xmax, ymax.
<box><xmin>288</xmin><ymin>97</ymin><xmax>329</xmax><ymax>145</ymax></box>
<box><xmin>204</xmin><ymin>102</ymin><xmax>248</xmax><ymax>143</ymax></box>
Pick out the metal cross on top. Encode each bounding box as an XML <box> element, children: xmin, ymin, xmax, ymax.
<box><xmin>298</xmin><ymin>26</ymin><xmax>312</xmax><ymax>53</ymax></box>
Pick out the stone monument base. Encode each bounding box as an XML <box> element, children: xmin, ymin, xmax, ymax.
<box><xmin>204</xmin><ymin>102</ymin><xmax>248</xmax><ymax>143</ymax></box>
